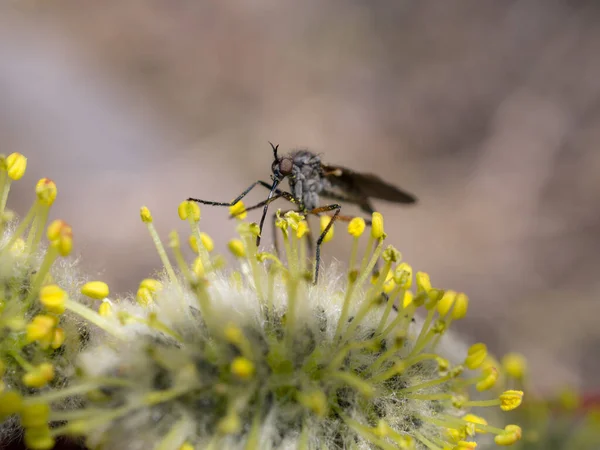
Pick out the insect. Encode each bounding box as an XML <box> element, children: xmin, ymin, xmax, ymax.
<box><xmin>187</xmin><ymin>143</ymin><xmax>417</xmax><ymax>284</ymax></box>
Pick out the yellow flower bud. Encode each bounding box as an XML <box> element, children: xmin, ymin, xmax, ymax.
<box><xmin>140</xmin><ymin>206</ymin><xmax>153</xmax><ymax>223</ymax></box>
<box><xmin>499</xmin><ymin>390</ymin><xmax>524</xmax><ymax>411</ymax></box>
<box><xmin>39</xmin><ymin>285</ymin><xmax>67</xmax><ymax>314</ymax></box>
<box><xmin>229</xmin><ymin>201</ymin><xmax>247</xmax><ymax>220</ymax></box>
<box><xmin>347</xmin><ymin>217</ymin><xmax>366</xmax><ymax>237</ymax></box>
<box><xmin>320</xmin><ymin>216</ymin><xmax>334</xmax><ymax>243</ymax></box>
<box><xmin>6</xmin><ymin>153</ymin><xmax>27</xmax><ymax>180</ymax></box>
<box><xmin>35</xmin><ymin>178</ymin><xmax>57</xmax><ymax>205</ymax></box>
<box><xmin>371</xmin><ymin>212</ymin><xmax>385</xmax><ymax>239</ymax></box>
<box><xmin>81</xmin><ymin>281</ymin><xmax>110</xmax><ymax>300</ymax></box>
<box><xmin>177</xmin><ymin>200</ymin><xmax>200</xmax><ymax>221</ymax></box>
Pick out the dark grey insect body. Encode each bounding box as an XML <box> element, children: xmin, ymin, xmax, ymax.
<box><xmin>188</xmin><ymin>143</ymin><xmax>417</xmax><ymax>284</ymax></box>
<box><xmin>285</xmin><ymin>150</ymin><xmax>331</xmax><ymax>211</ymax></box>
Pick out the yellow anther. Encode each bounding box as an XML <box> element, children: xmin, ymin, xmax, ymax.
<box><xmin>35</xmin><ymin>178</ymin><xmax>57</xmax><ymax>206</ymax></box>
<box><xmin>347</xmin><ymin>217</ymin><xmax>366</xmax><ymax>237</ymax></box>
<box><xmin>465</xmin><ymin>343</ymin><xmax>487</xmax><ymax>370</ymax></box>
<box><xmin>191</xmin><ymin>257</ymin><xmax>205</xmax><ymax>278</ymax></box>
<box><xmin>39</xmin><ymin>285</ymin><xmax>67</xmax><ymax>314</ymax></box>
<box><xmin>98</xmin><ymin>300</ymin><xmax>112</xmax><ymax>317</ymax></box>
<box><xmin>494</xmin><ymin>425</ymin><xmax>522</xmax><ymax>446</ymax></box>
<box><xmin>475</xmin><ymin>366</ymin><xmax>498</xmax><ymax>391</ymax></box>
<box><xmin>297</xmin><ymin>390</ymin><xmax>328</xmax><ymax>417</ymax></box>
<box><xmin>168</xmin><ymin>230</ymin><xmax>181</xmax><ymax>248</ymax></box>
<box><xmin>21</xmin><ymin>403</ymin><xmax>50</xmax><ymax>428</ymax></box>
<box><xmin>502</xmin><ymin>353</ymin><xmax>527</xmax><ymax>380</ymax></box>
<box><xmin>231</xmin><ymin>357</ymin><xmax>255</xmax><ymax>379</ymax></box>
<box><xmin>178</xmin><ymin>200</ymin><xmax>201</xmax><ymax>222</ymax></box>
<box><xmin>22</xmin><ymin>363</ymin><xmax>55</xmax><ymax>388</ymax></box>
<box><xmin>229</xmin><ymin>201</ymin><xmax>247</xmax><ymax>220</ymax></box>
<box><xmin>402</xmin><ymin>291</ymin><xmax>413</xmax><ymax>308</ymax></box>
<box><xmin>217</xmin><ymin>412</ymin><xmax>242</xmax><ymax>434</ymax></box>
<box><xmin>6</xmin><ymin>153</ymin><xmax>27</xmax><ymax>180</ymax></box>
<box><xmin>452</xmin><ymin>293</ymin><xmax>469</xmax><ymax>319</ymax></box>
<box><xmin>26</xmin><ymin>315</ymin><xmax>57</xmax><ymax>343</ymax></box>
<box><xmin>224</xmin><ymin>323</ymin><xmax>244</xmax><ymax>346</ymax></box>
<box><xmin>436</xmin><ymin>357</ymin><xmax>450</xmax><ymax>375</ymax></box>
<box><xmin>462</xmin><ymin>414</ymin><xmax>488</xmax><ymax>434</ymax></box>
<box><xmin>393</xmin><ymin>262</ymin><xmax>413</xmax><ymax>288</ymax></box>
<box><xmin>228</xmin><ymin>239</ymin><xmax>246</xmax><ymax>257</ymax></box>
<box><xmin>382</xmin><ymin>245</ymin><xmax>401</xmax><ymax>263</ymax></box>
<box><xmin>446</xmin><ymin>427</ymin><xmax>466</xmax><ymax>443</ymax></box>
<box><xmin>10</xmin><ymin>238</ymin><xmax>26</xmax><ymax>256</ymax></box>
<box><xmin>437</xmin><ymin>290</ymin><xmax>457</xmax><ymax>317</ymax></box>
<box><xmin>51</xmin><ymin>328</ymin><xmax>65</xmax><ymax>349</ymax></box>
<box><xmin>189</xmin><ymin>232</ymin><xmax>214</xmax><ymax>253</ymax></box>
<box><xmin>140</xmin><ymin>278</ymin><xmax>162</xmax><ymax>293</ymax></box>
<box><xmin>81</xmin><ymin>281</ymin><xmax>110</xmax><ymax>300</ymax></box>
<box><xmin>371</xmin><ymin>212</ymin><xmax>385</xmax><ymax>239</ymax></box>
<box><xmin>24</xmin><ymin>427</ymin><xmax>56</xmax><ymax>450</ymax></box>
<box><xmin>0</xmin><ymin>391</ymin><xmax>22</xmax><ymax>418</ymax></box>
<box><xmin>296</xmin><ymin>220</ymin><xmax>309</xmax><ymax>239</ymax></box>
<box><xmin>179</xmin><ymin>443</ymin><xmax>194</xmax><ymax>450</ymax></box>
<box><xmin>136</xmin><ymin>287</ymin><xmax>154</xmax><ymax>306</ymax></box>
<box><xmin>140</xmin><ymin>206</ymin><xmax>153</xmax><ymax>223</ymax></box>
<box><xmin>320</xmin><ymin>216</ymin><xmax>334</xmax><ymax>243</ymax></box>
<box><xmin>453</xmin><ymin>442</ymin><xmax>477</xmax><ymax>450</ymax></box>
<box><xmin>416</xmin><ymin>271</ymin><xmax>432</xmax><ymax>293</ymax></box>
<box><xmin>499</xmin><ymin>390</ymin><xmax>524</xmax><ymax>411</ymax></box>
<box><xmin>46</xmin><ymin>220</ymin><xmax>73</xmax><ymax>256</ymax></box>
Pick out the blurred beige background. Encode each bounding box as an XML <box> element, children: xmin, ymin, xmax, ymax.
<box><xmin>1</xmin><ymin>0</ymin><xmax>598</xmax><ymax>392</ymax></box>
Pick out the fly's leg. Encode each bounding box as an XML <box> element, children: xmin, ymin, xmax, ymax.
<box><xmin>305</xmin><ymin>203</ymin><xmax>341</xmax><ymax>285</ymax></box>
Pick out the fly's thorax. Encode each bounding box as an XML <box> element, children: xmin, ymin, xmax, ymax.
<box><xmin>288</xmin><ymin>151</ymin><xmax>328</xmax><ymax>210</ymax></box>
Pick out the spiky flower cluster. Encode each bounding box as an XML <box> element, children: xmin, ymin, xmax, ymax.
<box><xmin>2</xmin><ymin>197</ymin><xmax>523</xmax><ymax>450</ymax></box>
<box><xmin>499</xmin><ymin>353</ymin><xmax>600</xmax><ymax>450</ymax></box>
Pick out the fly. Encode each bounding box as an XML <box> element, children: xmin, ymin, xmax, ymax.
<box><xmin>187</xmin><ymin>143</ymin><xmax>417</xmax><ymax>284</ymax></box>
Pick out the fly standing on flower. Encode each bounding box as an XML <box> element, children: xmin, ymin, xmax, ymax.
<box><xmin>187</xmin><ymin>143</ymin><xmax>417</xmax><ymax>283</ymax></box>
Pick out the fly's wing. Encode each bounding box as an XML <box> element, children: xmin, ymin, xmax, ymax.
<box><xmin>322</xmin><ymin>164</ymin><xmax>417</xmax><ymax>213</ymax></box>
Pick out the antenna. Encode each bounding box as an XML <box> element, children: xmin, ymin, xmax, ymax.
<box><xmin>269</xmin><ymin>141</ymin><xmax>279</xmax><ymax>160</ymax></box>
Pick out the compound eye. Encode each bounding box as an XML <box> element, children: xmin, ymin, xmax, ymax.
<box><xmin>279</xmin><ymin>158</ymin><xmax>293</xmax><ymax>176</ymax></box>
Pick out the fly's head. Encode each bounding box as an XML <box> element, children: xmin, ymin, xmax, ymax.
<box><xmin>270</xmin><ymin>142</ymin><xmax>294</xmax><ymax>183</ymax></box>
